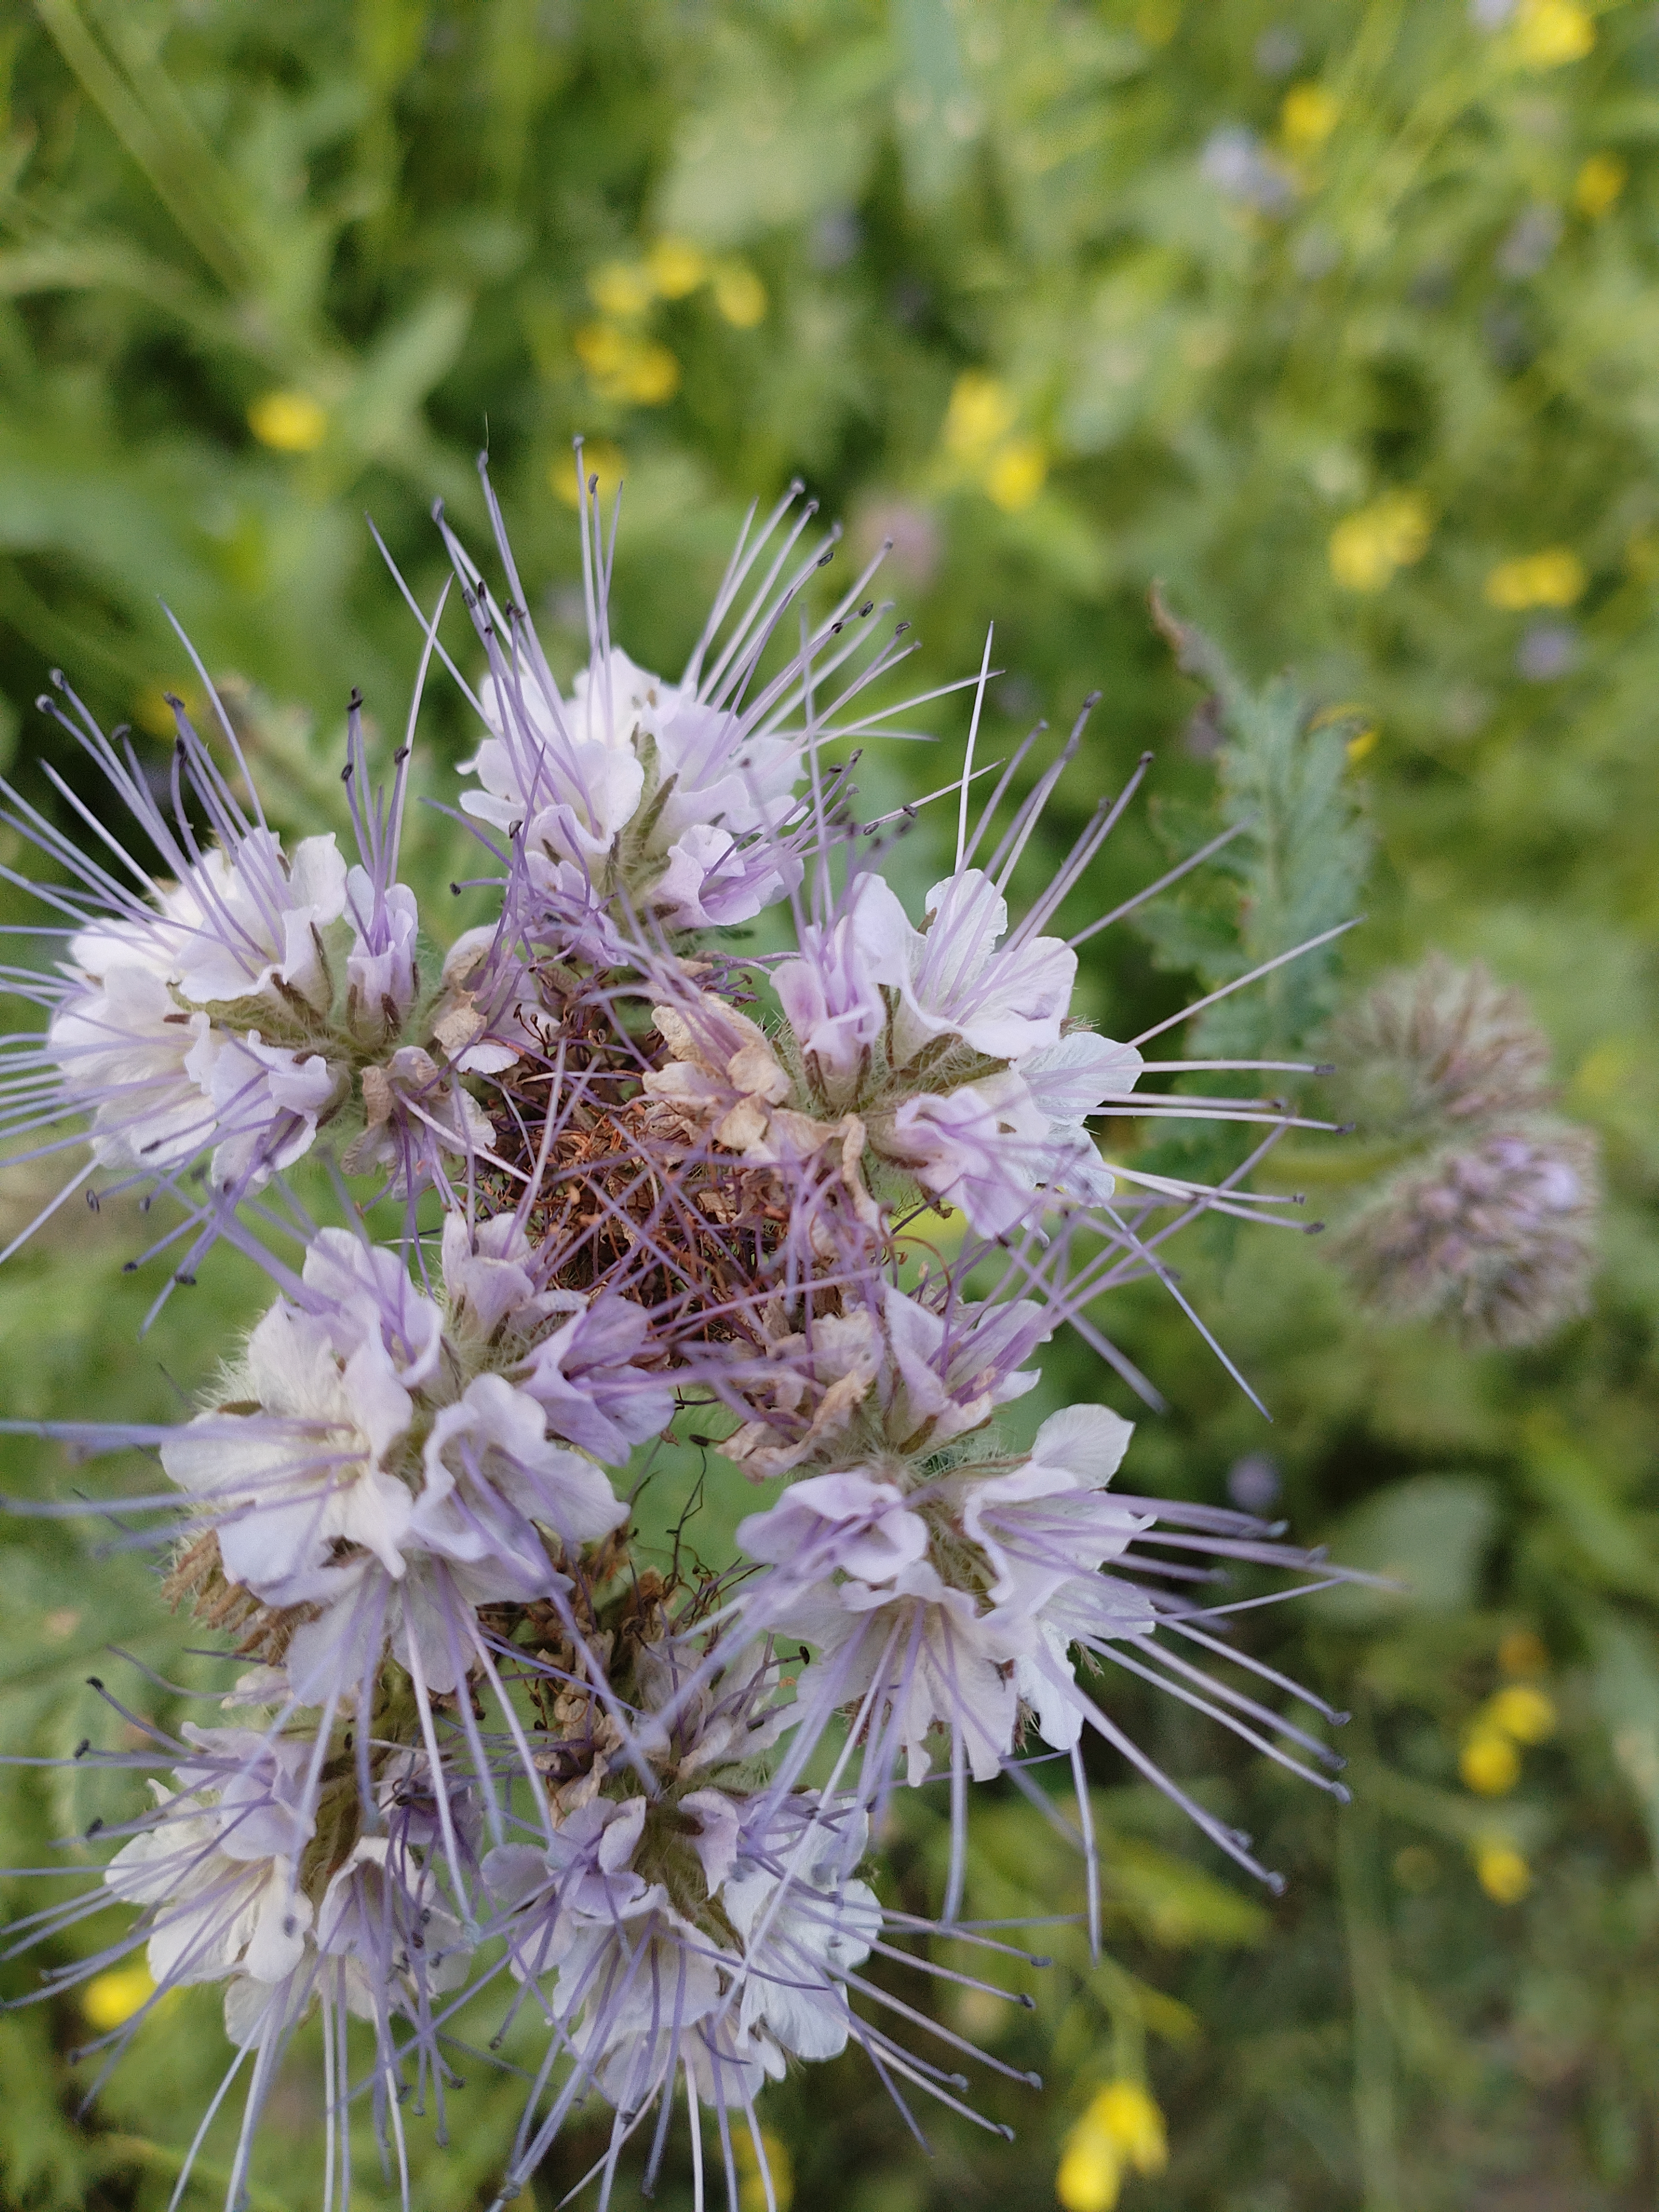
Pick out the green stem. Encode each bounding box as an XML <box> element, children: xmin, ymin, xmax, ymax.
<box><xmin>1338</xmin><ymin>1719</ymin><xmax>1402</xmax><ymax>2212</ymax></box>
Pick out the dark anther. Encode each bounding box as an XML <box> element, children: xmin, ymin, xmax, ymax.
<box><xmin>85</xmin><ymin>1190</ymin><xmax>99</xmax><ymax>1211</ymax></box>
<box><xmin>86</xmin><ymin>1677</ymin><xmax>104</xmax><ymax>1690</ymax></box>
<box><xmin>859</xmin><ymin>599</ymin><xmax>874</xmax><ymax>616</ymax></box>
<box><xmin>85</xmin><ymin>1817</ymin><xmax>103</xmax><ymax>1838</ymax></box>
<box><xmin>348</xmin><ymin>686</ymin><xmax>363</xmax><ymax>711</ymax></box>
<box><xmin>122</xmin><ymin>1260</ymin><xmax>138</xmax><ymax>1273</ymax></box>
<box><xmin>341</xmin><ymin>762</ymin><xmax>355</xmax><ymax>781</ymax></box>
<box><xmin>74</xmin><ymin>1739</ymin><xmax>90</xmax><ymax>1758</ymax></box>
<box><xmin>394</xmin><ymin>745</ymin><xmax>410</xmax><ymax>764</ymax></box>
<box><xmin>450</xmin><ymin>882</ymin><xmax>462</xmax><ymax>895</ymax></box>
<box><xmin>895</xmin><ymin>620</ymin><xmax>911</xmax><ymax>633</ymax></box>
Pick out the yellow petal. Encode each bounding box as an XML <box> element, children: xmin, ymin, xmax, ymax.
<box><xmin>247</xmin><ymin>389</ymin><xmax>327</xmax><ymax>453</ymax></box>
<box><xmin>943</xmin><ymin>371</ymin><xmax>1019</xmax><ymax>462</ymax></box>
<box><xmin>1057</xmin><ymin>2127</ymin><xmax>1123</xmax><ymax>2212</ymax></box>
<box><xmin>1475</xmin><ymin>1844</ymin><xmax>1532</xmax><ymax>1904</ymax></box>
<box><xmin>985</xmin><ymin>438</ymin><xmax>1047</xmax><ymax>512</ymax></box>
<box><xmin>1460</xmin><ymin>1730</ymin><xmax>1521</xmax><ymax>1796</ymax></box>
<box><xmin>589</xmin><ymin>260</ymin><xmax>655</xmax><ymax>319</ymax></box>
<box><xmin>713</xmin><ymin>262</ymin><xmax>768</xmax><ymax>328</ymax></box>
<box><xmin>1092</xmin><ymin>2081</ymin><xmax>1169</xmax><ymax>2175</ymax></box>
<box><xmin>1486</xmin><ymin>1684</ymin><xmax>1556</xmax><ymax>1744</ymax></box>
<box><xmin>1280</xmin><ymin>84</ymin><xmax>1340</xmax><ymax>153</ymax></box>
<box><xmin>1482</xmin><ymin>548</ymin><xmax>1586</xmax><ymax>610</ymax></box>
<box><xmin>1574</xmin><ymin>153</ymin><xmax>1627</xmax><ymax>219</ymax></box>
<box><xmin>83</xmin><ymin>1962</ymin><xmax>157</xmax><ymax>2031</ymax></box>
<box><xmin>1513</xmin><ymin>0</ymin><xmax>1595</xmax><ymax>69</ymax></box>
<box><xmin>647</xmin><ymin>237</ymin><xmax>710</xmax><ymax>298</ymax></box>
<box><xmin>1328</xmin><ymin>491</ymin><xmax>1432</xmax><ymax>591</ymax></box>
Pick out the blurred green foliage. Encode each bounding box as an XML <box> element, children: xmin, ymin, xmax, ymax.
<box><xmin>3</xmin><ymin>1</ymin><xmax>1659</xmax><ymax>2207</ymax></box>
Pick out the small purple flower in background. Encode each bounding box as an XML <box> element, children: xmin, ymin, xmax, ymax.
<box><xmin>1201</xmin><ymin>126</ymin><xmax>1298</xmax><ymax>216</ymax></box>
<box><xmin>1516</xmin><ymin>619</ymin><xmax>1581</xmax><ymax>681</ymax></box>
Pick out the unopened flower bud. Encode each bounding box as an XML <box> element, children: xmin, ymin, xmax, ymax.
<box><xmin>1335</xmin><ymin>1120</ymin><xmax>1599</xmax><ymax>1346</ymax></box>
<box><xmin>1329</xmin><ymin>955</ymin><xmax>1556</xmax><ymax>1140</ymax></box>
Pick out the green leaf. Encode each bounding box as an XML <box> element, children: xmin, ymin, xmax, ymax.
<box><xmin>1312</xmin><ymin>1474</ymin><xmax>1498</xmax><ymax>1626</ymax></box>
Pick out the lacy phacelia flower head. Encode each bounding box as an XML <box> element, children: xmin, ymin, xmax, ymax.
<box><xmin>3</xmin><ymin>679</ymin><xmax>536</xmax><ymax>1290</ymax></box>
<box><xmin>103</xmin><ymin>1725</ymin><xmax>319</xmax><ymax>2031</ymax></box>
<box><xmin>667</xmin><ymin>861</ymin><xmax>1143</xmax><ymax>1239</ymax></box>
<box><xmin>716</xmin><ymin>1282</ymin><xmax>1046</xmax><ymax>1481</ymax></box>
<box><xmin>482</xmin><ymin>1772</ymin><xmax>884</xmax><ymax>2191</ymax></box>
<box><xmin>0</xmin><ymin>461</ymin><xmax>1371</xmax><ymax>2209</ymax></box>
<box><xmin>47</xmin><ymin>825</ymin><xmax>350</xmax><ymax>1191</ymax></box>
<box><xmin>160</xmin><ymin>1225</ymin><xmax>630</xmax><ymax>1705</ymax></box>
<box><xmin>446</xmin><ymin>458</ymin><xmax>915</xmax><ymax>957</ymax></box>
<box><xmin>736</xmin><ymin>1401</ymin><xmax>1148</xmax><ymax>1788</ymax></box>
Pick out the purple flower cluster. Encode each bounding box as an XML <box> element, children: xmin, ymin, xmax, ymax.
<box><xmin>0</xmin><ymin>455</ymin><xmax>1354</xmax><ymax>2209</ymax></box>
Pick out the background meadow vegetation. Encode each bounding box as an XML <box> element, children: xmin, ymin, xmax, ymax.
<box><xmin>2</xmin><ymin>1</ymin><xmax>1658</xmax><ymax>2207</ymax></box>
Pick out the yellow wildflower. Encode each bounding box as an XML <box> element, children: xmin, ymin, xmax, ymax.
<box><xmin>574</xmin><ymin>324</ymin><xmax>680</xmax><ymax>406</ymax></box>
<box><xmin>713</xmin><ymin>262</ymin><xmax>768</xmax><ymax>328</ymax></box>
<box><xmin>1486</xmin><ymin>1684</ymin><xmax>1557</xmax><ymax>1744</ymax></box>
<box><xmin>247</xmin><ymin>389</ymin><xmax>327</xmax><ymax>453</ymax></box>
<box><xmin>1513</xmin><ymin>0</ymin><xmax>1595</xmax><ymax>69</ymax></box>
<box><xmin>647</xmin><ymin>237</ymin><xmax>710</xmax><ymax>298</ymax></box>
<box><xmin>1574</xmin><ymin>153</ymin><xmax>1628</xmax><ymax>219</ymax></box>
<box><xmin>1058</xmin><ymin>2127</ymin><xmax>1123</xmax><ymax>2212</ymax></box>
<box><xmin>986</xmin><ymin>437</ymin><xmax>1048</xmax><ymax>512</ymax></box>
<box><xmin>1281</xmin><ymin>84</ymin><xmax>1340</xmax><ymax>153</ymax></box>
<box><xmin>83</xmin><ymin>1962</ymin><xmax>157</xmax><ymax>2031</ymax></box>
<box><xmin>1483</xmin><ymin>548</ymin><xmax>1587</xmax><ymax>610</ymax></box>
<box><xmin>1475</xmin><ymin>1844</ymin><xmax>1532</xmax><ymax>1904</ymax></box>
<box><xmin>1094</xmin><ymin>2083</ymin><xmax>1168</xmax><ymax>2175</ymax></box>
<box><xmin>943</xmin><ymin>371</ymin><xmax>1019</xmax><ymax>463</ymax></box>
<box><xmin>1057</xmin><ymin>2081</ymin><xmax>1168</xmax><ymax>2211</ymax></box>
<box><xmin>731</xmin><ymin>2126</ymin><xmax>793</xmax><ymax>2212</ymax></box>
<box><xmin>1327</xmin><ymin>491</ymin><xmax>1433</xmax><ymax>592</ymax></box>
<box><xmin>1461</xmin><ymin>1729</ymin><xmax>1521</xmax><ymax>1796</ymax></box>
<box><xmin>588</xmin><ymin>260</ymin><xmax>655</xmax><ymax>319</ymax></box>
